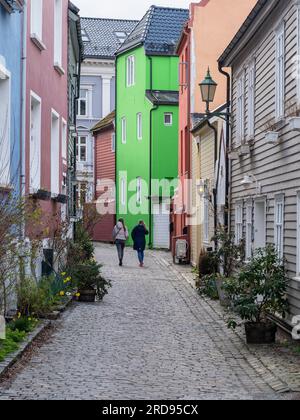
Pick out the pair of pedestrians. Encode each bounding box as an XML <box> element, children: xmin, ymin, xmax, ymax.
<box><xmin>112</xmin><ymin>219</ymin><xmax>149</xmax><ymax>267</ymax></box>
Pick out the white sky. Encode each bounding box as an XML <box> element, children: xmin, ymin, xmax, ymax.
<box><xmin>74</xmin><ymin>0</ymin><xmax>192</xmax><ymax>20</ymax></box>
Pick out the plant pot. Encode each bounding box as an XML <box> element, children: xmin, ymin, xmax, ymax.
<box><xmin>245</xmin><ymin>322</ymin><xmax>277</xmax><ymax>344</ymax></box>
<box><xmin>78</xmin><ymin>289</ymin><xmax>96</xmax><ymax>303</ymax></box>
<box><xmin>30</xmin><ymin>189</ymin><xmax>51</xmax><ymax>201</ymax></box>
<box><xmin>289</xmin><ymin>116</ymin><xmax>300</xmax><ymax>132</ymax></box>
<box><xmin>215</xmin><ymin>277</ymin><xmax>230</xmax><ymax>307</ymax></box>
<box><xmin>265</xmin><ymin>131</ymin><xmax>279</xmax><ymax>144</ymax></box>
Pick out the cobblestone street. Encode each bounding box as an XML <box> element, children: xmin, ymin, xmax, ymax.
<box><xmin>0</xmin><ymin>244</ymin><xmax>299</xmax><ymax>400</ymax></box>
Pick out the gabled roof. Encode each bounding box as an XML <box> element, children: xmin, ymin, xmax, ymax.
<box><xmin>146</xmin><ymin>90</ymin><xmax>179</xmax><ymax>106</ymax></box>
<box><xmin>91</xmin><ymin>111</ymin><xmax>115</xmax><ymax>134</ymax></box>
<box><xmin>81</xmin><ymin>18</ymin><xmax>139</xmax><ymax>59</ymax></box>
<box><xmin>117</xmin><ymin>6</ymin><xmax>189</xmax><ymax>56</ymax></box>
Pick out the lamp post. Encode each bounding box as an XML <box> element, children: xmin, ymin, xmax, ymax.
<box><xmin>198</xmin><ymin>68</ymin><xmax>230</xmax><ymax>120</ymax></box>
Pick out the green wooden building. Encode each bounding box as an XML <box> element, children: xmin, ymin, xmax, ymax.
<box><xmin>115</xmin><ymin>6</ymin><xmax>189</xmax><ymax>248</ymax></box>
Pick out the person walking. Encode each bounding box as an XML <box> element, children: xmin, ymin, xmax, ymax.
<box><xmin>113</xmin><ymin>219</ymin><xmax>128</xmax><ymax>266</ymax></box>
<box><xmin>131</xmin><ymin>220</ymin><xmax>149</xmax><ymax>267</ymax></box>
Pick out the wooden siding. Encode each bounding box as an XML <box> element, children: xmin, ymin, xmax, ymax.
<box><xmin>230</xmin><ymin>0</ymin><xmax>300</xmax><ymax>319</ymax></box>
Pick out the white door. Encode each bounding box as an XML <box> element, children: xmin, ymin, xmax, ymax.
<box><xmin>254</xmin><ymin>200</ymin><xmax>266</xmax><ymax>250</ymax></box>
<box><xmin>153</xmin><ymin>201</ymin><xmax>170</xmax><ymax>249</ymax></box>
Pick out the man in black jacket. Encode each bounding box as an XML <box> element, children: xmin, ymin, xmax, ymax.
<box><xmin>131</xmin><ymin>221</ymin><xmax>149</xmax><ymax>267</ymax></box>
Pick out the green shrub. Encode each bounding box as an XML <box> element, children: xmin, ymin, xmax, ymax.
<box><xmin>198</xmin><ymin>249</ymin><xmax>217</xmax><ymax>278</ymax></box>
<box><xmin>197</xmin><ymin>274</ymin><xmax>219</xmax><ymax>300</ymax></box>
<box><xmin>70</xmin><ymin>260</ymin><xmax>111</xmax><ymax>301</ymax></box>
<box><xmin>9</xmin><ymin>316</ymin><xmax>38</xmax><ymax>333</ymax></box>
<box><xmin>0</xmin><ymin>328</ymin><xmax>26</xmax><ymax>362</ymax></box>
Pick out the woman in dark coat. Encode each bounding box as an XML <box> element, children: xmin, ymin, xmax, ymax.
<box><xmin>131</xmin><ymin>220</ymin><xmax>149</xmax><ymax>267</ymax></box>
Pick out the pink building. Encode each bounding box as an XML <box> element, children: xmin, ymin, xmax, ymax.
<box><xmin>26</xmin><ymin>0</ymin><xmax>68</xmax><ymax>234</ymax></box>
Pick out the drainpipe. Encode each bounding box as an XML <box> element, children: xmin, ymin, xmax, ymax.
<box><xmin>218</xmin><ymin>62</ymin><xmax>231</xmax><ymax>231</ymax></box>
<box><xmin>148</xmin><ymin>56</ymin><xmax>158</xmax><ymax>248</ymax></box>
<box><xmin>206</xmin><ymin>119</ymin><xmax>218</xmax><ymax>250</ymax></box>
<box><xmin>21</xmin><ymin>1</ymin><xmax>27</xmax><ymax>231</ymax></box>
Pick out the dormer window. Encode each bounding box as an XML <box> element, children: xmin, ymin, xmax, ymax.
<box><xmin>81</xmin><ymin>29</ymin><xmax>90</xmax><ymax>43</ymax></box>
<box><xmin>115</xmin><ymin>31</ymin><xmax>127</xmax><ymax>44</ymax></box>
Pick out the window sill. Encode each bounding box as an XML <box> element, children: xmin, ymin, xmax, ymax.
<box><xmin>54</xmin><ymin>63</ymin><xmax>65</xmax><ymax>76</ymax></box>
<box><xmin>0</xmin><ymin>184</ymin><xmax>13</xmax><ymax>192</ymax></box>
<box><xmin>30</xmin><ymin>34</ymin><xmax>46</xmax><ymax>51</ymax></box>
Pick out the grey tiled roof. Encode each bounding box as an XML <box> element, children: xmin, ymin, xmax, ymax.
<box><xmin>117</xmin><ymin>6</ymin><xmax>189</xmax><ymax>56</ymax></box>
<box><xmin>81</xmin><ymin>17</ymin><xmax>139</xmax><ymax>59</ymax></box>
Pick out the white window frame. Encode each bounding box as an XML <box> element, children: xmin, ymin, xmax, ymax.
<box><xmin>120</xmin><ymin>177</ymin><xmax>126</xmax><ymax>206</ymax></box>
<box><xmin>297</xmin><ymin>192</ymin><xmax>300</xmax><ymax>277</ymax></box>
<box><xmin>126</xmin><ymin>55</ymin><xmax>135</xmax><ymax>87</ymax></box>
<box><xmin>77</xmin><ymin>88</ymin><xmax>90</xmax><ymax>118</ymax></box>
<box><xmin>54</xmin><ymin>0</ymin><xmax>63</xmax><ymax>71</ymax></box>
<box><xmin>235</xmin><ymin>202</ymin><xmax>243</xmax><ymax>245</ymax></box>
<box><xmin>0</xmin><ymin>64</ymin><xmax>11</xmax><ymax>187</ymax></box>
<box><xmin>137</xmin><ymin>113</ymin><xmax>142</xmax><ymax>140</ymax></box>
<box><xmin>61</xmin><ymin>118</ymin><xmax>67</xmax><ymax>162</ymax></box>
<box><xmin>76</xmin><ymin>136</ymin><xmax>87</xmax><ymax>163</ymax></box>
<box><xmin>164</xmin><ymin>113</ymin><xmax>173</xmax><ymax>126</ymax></box>
<box><xmin>274</xmin><ymin>194</ymin><xmax>285</xmax><ymax>260</ymax></box>
<box><xmin>136</xmin><ymin>177</ymin><xmax>142</xmax><ymax>205</ymax></box>
<box><xmin>51</xmin><ymin>109</ymin><xmax>60</xmax><ymax>195</ymax></box>
<box><xmin>236</xmin><ymin>72</ymin><xmax>245</xmax><ymax>145</ymax></box>
<box><xmin>121</xmin><ymin>117</ymin><xmax>127</xmax><ymax>144</ymax></box>
<box><xmin>112</xmin><ymin>132</ymin><xmax>116</xmax><ymax>152</ymax></box>
<box><xmin>29</xmin><ymin>91</ymin><xmax>42</xmax><ymax>193</ymax></box>
<box><xmin>203</xmin><ymin>197</ymin><xmax>209</xmax><ymax>244</ymax></box>
<box><xmin>247</xmin><ymin>60</ymin><xmax>255</xmax><ymax>140</ymax></box>
<box><xmin>30</xmin><ymin>0</ymin><xmax>44</xmax><ymax>49</ymax></box>
<box><xmin>245</xmin><ymin>201</ymin><xmax>253</xmax><ymax>260</ymax></box>
<box><xmin>275</xmin><ymin>23</ymin><xmax>285</xmax><ymax>120</ymax></box>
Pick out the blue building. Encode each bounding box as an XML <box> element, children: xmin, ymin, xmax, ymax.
<box><xmin>0</xmin><ymin>0</ymin><xmax>24</xmax><ymax>195</ymax></box>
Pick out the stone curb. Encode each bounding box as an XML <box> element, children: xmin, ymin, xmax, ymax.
<box><xmin>0</xmin><ymin>320</ymin><xmax>51</xmax><ymax>380</ymax></box>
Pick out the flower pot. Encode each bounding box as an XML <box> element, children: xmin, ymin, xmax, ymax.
<box><xmin>289</xmin><ymin>116</ymin><xmax>300</xmax><ymax>132</ymax></box>
<box><xmin>265</xmin><ymin>131</ymin><xmax>279</xmax><ymax>144</ymax></box>
<box><xmin>215</xmin><ymin>277</ymin><xmax>230</xmax><ymax>307</ymax></box>
<box><xmin>78</xmin><ymin>289</ymin><xmax>96</xmax><ymax>303</ymax></box>
<box><xmin>245</xmin><ymin>322</ymin><xmax>277</xmax><ymax>344</ymax></box>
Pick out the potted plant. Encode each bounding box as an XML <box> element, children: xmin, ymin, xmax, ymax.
<box><xmin>286</xmin><ymin>102</ymin><xmax>300</xmax><ymax>131</ymax></box>
<box><xmin>263</xmin><ymin>119</ymin><xmax>280</xmax><ymax>144</ymax></box>
<box><xmin>212</xmin><ymin>227</ymin><xmax>243</xmax><ymax>307</ymax></box>
<box><xmin>223</xmin><ymin>246</ymin><xmax>289</xmax><ymax>344</ymax></box>
<box><xmin>71</xmin><ymin>260</ymin><xmax>111</xmax><ymax>303</ymax></box>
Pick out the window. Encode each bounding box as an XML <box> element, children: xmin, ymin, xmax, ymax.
<box><xmin>164</xmin><ymin>113</ymin><xmax>173</xmax><ymax>126</ymax></box>
<box><xmin>121</xmin><ymin>177</ymin><xmax>126</xmax><ymax>206</ymax></box>
<box><xmin>81</xmin><ymin>29</ymin><xmax>90</xmax><ymax>42</ymax></box>
<box><xmin>115</xmin><ymin>31</ymin><xmax>127</xmax><ymax>43</ymax></box>
<box><xmin>77</xmin><ymin>89</ymin><xmax>89</xmax><ymax>117</ymax></box>
<box><xmin>137</xmin><ymin>177</ymin><xmax>142</xmax><ymax>204</ymax></box>
<box><xmin>54</xmin><ymin>0</ymin><xmax>63</xmax><ymax>69</ymax></box>
<box><xmin>275</xmin><ymin>23</ymin><xmax>285</xmax><ymax>119</ymax></box>
<box><xmin>274</xmin><ymin>195</ymin><xmax>284</xmax><ymax>259</ymax></box>
<box><xmin>248</xmin><ymin>60</ymin><xmax>255</xmax><ymax>139</ymax></box>
<box><xmin>203</xmin><ymin>198</ymin><xmax>209</xmax><ymax>243</ymax></box>
<box><xmin>51</xmin><ymin>110</ymin><xmax>60</xmax><ymax>195</ymax></box>
<box><xmin>236</xmin><ymin>73</ymin><xmax>245</xmax><ymax>144</ymax></box>
<box><xmin>121</xmin><ymin>117</ymin><xmax>126</xmax><ymax>144</ymax></box>
<box><xmin>30</xmin><ymin>92</ymin><xmax>42</xmax><ymax>192</ymax></box>
<box><xmin>235</xmin><ymin>202</ymin><xmax>243</xmax><ymax>245</ymax></box>
<box><xmin>137</xmin><ymin>113</ymin><xmax>142</xmax><ymax>140</ymax></box>
<box><xmin>0</xmin><ymin>65</ymin><xmax>11</xmax><ymax>186</ymax></box>
<box><xmin>112</xmin><ymin>133</ymin><xmax>116</xmax><ymax>152</ymax></box>
<box><xmin>61</xmin><ymin>119</ymin><xmax>67</xmax><ymax>162</ymax></box>
<box><xmin>31</xmin><ymin>0</ymin><xmax>43</xmax><ymax>42</ymax></box>
<box><xmin>297</xmin><ymin>192</ymin><xmax>300</xmax><ymax>277</ymax></box>
<box><xmin>76</xmin><ymin>136</ymin><xmax>87</xmax><ymax>162</ymax></box>
<box><xmin>246</xmin><ymin>202</ymin><xmax>253</xmax><ymax>260</ymax></box>
<box><xmin>126</xmin><ymin>55</ymin><xmax>135</xmax><ymax>87</ymax></box>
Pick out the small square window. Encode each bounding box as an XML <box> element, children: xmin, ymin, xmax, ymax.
<box><xmin>164</xmin><ymin>113</ymin><xmax>173</xmax><ymax>126</ymax></box>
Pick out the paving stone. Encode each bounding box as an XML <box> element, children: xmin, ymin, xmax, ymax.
<box><xmin>0</xmin><ymin>244</ymin><xmax>299</xmax><ymax>400</ymax></box>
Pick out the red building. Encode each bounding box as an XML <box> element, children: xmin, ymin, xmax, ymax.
<box><xmin>91</xmin><ymin>111</ymin><xmax>116</xmax><ymax>242</ymax></box>
<box><xmin>171</xmin><ymin>22</ymin><xmax>191</xmax><ymax>260</ymax></box>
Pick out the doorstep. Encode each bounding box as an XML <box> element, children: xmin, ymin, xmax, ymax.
<box><xmin>0</xmin><ymin>320</ymin><xmax>51</xmax><ymax>380</ymax></box>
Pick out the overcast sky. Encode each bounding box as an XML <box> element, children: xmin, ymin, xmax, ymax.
<box><xmin>74</xmin><ymin>0</ymin><xmax>192</xmax><ymax>20</ymax></box>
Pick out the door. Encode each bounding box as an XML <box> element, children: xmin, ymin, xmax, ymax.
<box><xmin>153</xmin><ymin>201</ymin><xmax>170</xmax><ymax>249</ymax></box>
<box><xmin>254</xmin><ymin>199</ymin><xmax>266</xmax><ymax>250</ymax></box>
